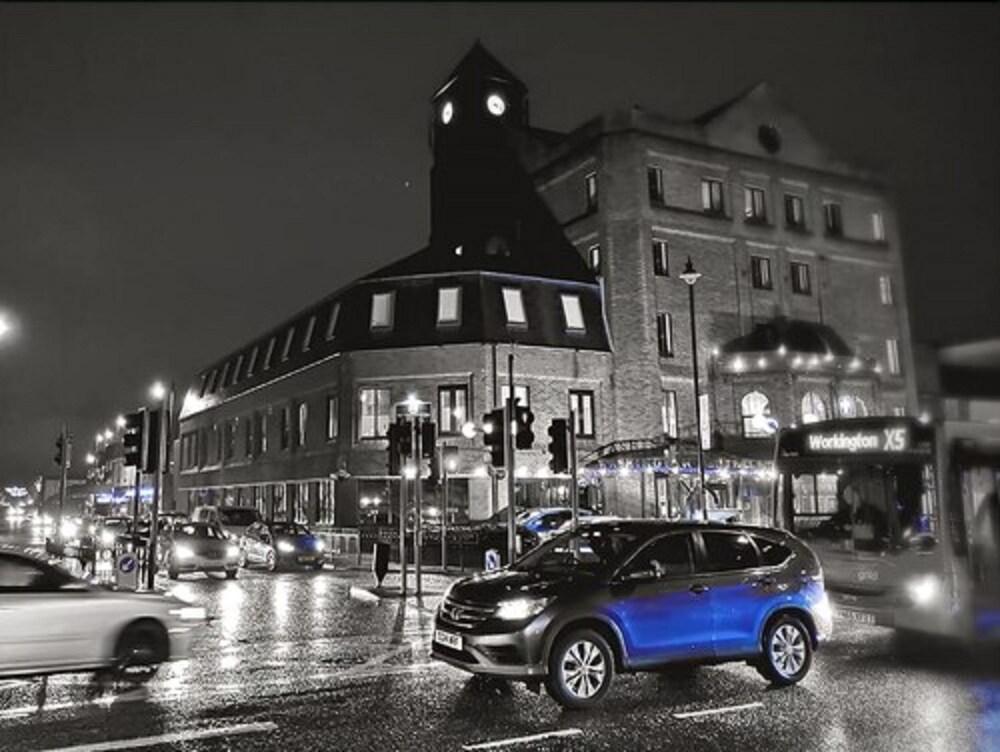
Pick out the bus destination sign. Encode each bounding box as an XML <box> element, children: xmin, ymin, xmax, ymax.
<box><xmin>805</xmin><ymin>426</ymin><xmax>911</xmax><ymax>455</ymax></box>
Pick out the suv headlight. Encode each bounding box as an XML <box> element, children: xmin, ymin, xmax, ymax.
<box><xmin>495</xmin><ymin>597</ymin><xmax>549</xmax><ymax>621</ymax></box>
<box><xmin>226</xmin><ymin>545</ymin><xmax>240</xmax><ymax>559</ymax></box>
<box><xmin>277</xmin><ymin>541</ymin><xmax>295</xmax><ymax>553</ymax></box>
<box><xmin>174</xmin><ymin>545</ymin><xmax>195</xmax><ymax>560</ymax></box>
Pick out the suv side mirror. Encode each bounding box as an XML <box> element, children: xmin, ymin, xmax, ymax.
<box><xmin>621</xmin><ymin>568</ymin><xmax>658</xmax><ymax>583</ymax></box>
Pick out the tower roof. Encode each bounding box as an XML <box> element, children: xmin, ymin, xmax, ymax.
<box><xmin>436</xmin><ymin>41</ymin><xmax>527</xmax><ymax>98</ymax></box>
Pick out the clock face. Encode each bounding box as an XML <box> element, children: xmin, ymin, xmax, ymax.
<box><xmin>440</xmin><ymin>100</ymin><xmax>454</xmax><ymax>125</ymax></box>
<box><xmin>486</xmin><ymin>93</ymin><xmax>506</xmax><ymax>117</ymax></box>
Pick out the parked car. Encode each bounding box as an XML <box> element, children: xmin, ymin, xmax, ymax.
<box><xmin>159</xmin><ymin>522</ymin><xmax>240</xmax><ymax>580</ymax></box>
<box><xmin>431</xmin><ymin>520</ymin><xmax>832</xmax><ymax>709</ymax></box>
<box><xmin>520</xmin><ymin>508</ymin><xmax>596</xmax><ymax>544</ymax></box>
<box><xmin>190</xmin><ymin>505</ymin><xmax>261</xmax><ymax>542</ymax></box>
<box><xmin>0</xmin><ymin>546</ymin><xmax>204</xmax><ymax>681</ymax></box>
<box><xmin>239</xmin><ymin>521</ymin><xmax>326</xmax><ymax>571</ymax></box>
<box><xmin>96</xmin><ymin>516</ymin><xmax>132</xmax><ymax>550</ymax></box>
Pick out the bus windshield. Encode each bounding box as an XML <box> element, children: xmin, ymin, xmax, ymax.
<box><xmin>787</xmin><ymin>462</ymin><xmax>936</xmax><ymax>553</ymax></box>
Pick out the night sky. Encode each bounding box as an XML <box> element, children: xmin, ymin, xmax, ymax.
<box><xmin>0</xmin><ymin>4</ymin><xmax>997</xmax><ymax>482</ymax></box>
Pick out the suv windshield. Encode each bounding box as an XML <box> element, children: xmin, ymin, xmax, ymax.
<box><xmin>219</xmin><ymin>509</ymin><xmax>259</xmax><ymax>527</ymax></box>
<box><xmin>512</xmin><ymin>528</ymin><xmax>638</xmax><ymax>575</ymax></box>
<box><xmin>175</xmin><ymin>524</ymin><xmax>225</xmax><ymax>539</ymax></box>
<box><xmin>271</xmin><ymin>522</ymin><xmax>309</xmax><ymax>536</ymax></box>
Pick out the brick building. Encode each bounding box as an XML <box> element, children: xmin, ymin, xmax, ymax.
<box><xmin>173</xmin><ymin>44</ymin><xmax>917</xmax><ymax>526</ymax></box>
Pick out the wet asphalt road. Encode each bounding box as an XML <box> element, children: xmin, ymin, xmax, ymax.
<box><xmin>2</xmin><ymin>522</ymin><xmax>999</xmax><ymax>752</ymax></box>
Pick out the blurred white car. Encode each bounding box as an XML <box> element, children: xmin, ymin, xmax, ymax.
<box><xmin>0</xmin><ymin>547</ymin><xmax>204</xmax><ymax>681</ymax></box>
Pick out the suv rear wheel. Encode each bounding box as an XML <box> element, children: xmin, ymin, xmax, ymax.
<box><xmin>756</xmin><ymin>614</ymin><xmax>812</xmax><ymax>686</ymax></box>
<box><xmin>545</xmin><ymin>629</ymin><xmax>614</xmax><ymax>709</ymax></box>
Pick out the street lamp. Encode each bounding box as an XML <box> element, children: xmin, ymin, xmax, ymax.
<box><xmin>680</xmin><ymin>256</ymin><xmax>707</xmax><ymax>521</ymax></box>
<box><xmin>115</xmin><ymin>415</ymin><xmax>127</xmax><ymax>429</ymax></box>
<box><xmin>147</xmin><ymin>378</ymin><xmax>175</xmax><ymax>589</ymax></box>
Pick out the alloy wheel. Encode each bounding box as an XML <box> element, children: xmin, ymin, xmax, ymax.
<box><xmin>560</xmin><ymin>639</ymin><xmax>607</xmax><ymax>700</ymax></box>
<box><xmin>770</xmin><ymin>623</ymin><xmax>807</xmax><ymax>678</ymax></box>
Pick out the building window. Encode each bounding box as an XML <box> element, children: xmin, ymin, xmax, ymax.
<box><xmin>244</xmin><ymin>418</ymin><xmax>253</xmax><ymax>458</ymax></box>
<box><xmin>206</xmin><ymin>369</ymin><xmax>219</xmax><ymax>395</ymax></box>
<box><xmin>662</xmin><ymin>390</ymin><xmax>678</xmax><ymax>438</ymax></box>
<box><xmin>647</xmin><ymin>166</ymin><xmax>663</xmax><ymax>203</ymax></box>
<box><xmin>246</xmin><ymin>346</ymin><xmax>259</xmax><ymax>378</ymax></box>
<box><xmin>438</xmin><ymin>385</ymin><xmax>468</xmax><ymax>435</ymax></box>
<box><xmin>211</xmin><ymin>424</ymin><xmax>222</xmax><ymax>465</ymax></box>
<box><xmin>838</xmin><ymin>394</ymin><xmax>868</xmax><ymax>418</ymax></box>
<box><xmin>588</xmin><ymin>244</ymin><xmax>601</xmax><ymax>275</ymax></box>
<box><xmin>560</xmin><ymin>294</ymin><xmax>585</xmax><ymax>332</ymax></box>
<box><xmin>744</xmin><ymin>186</ymin><xmax>767</xmax><ymax>222</ymax></box>
<box><xmin>784</xmin><ymin>194</ymin><xmax>805</xmax><ymax>228</ymax></box>
<box><xmin>219</xmin><ymin>361</ymin><xmax>231</xmax><ymax>389</ymax></box>
<box><xmin>569</xmin><ymin>390</ymin><xmax>595</xmax><ymax>438</ymax></box>
<box><xmin>502</xmin><ymin>287</ymin><xmax>527</xmax><ymax>326</ymax></box>
<box><xmin>886</xmin><ymin>338</ymin><xmax>901</xmax><ymax>375</ymax></box>
<box><xmin>879</xmin><ymin>275</ymin><xmax>894</xmax><ymax>306</ymax></box>
<box><xmin>751</xmin><ymin>255</ymin><xmax>772</xmax><ymax>290</ymax></box>
<box><xmin>824</xmin><ymin>202</ymin><xmax>843</xmax><ymax>236</ymax></box>
<box><xmin>302</xmin><ymin>315</ymin><xmax>316</xmax><ymax>353</ymax></box>
<box><xmin>871</xmin><ymin>210</ymin><xmax>886</xmax><ymax>242</ymax></box>
<box><xmin>326</xmin><ymin>396</ymin><xmax>339</xmax><ymax>441</ymax></box>
<box><xmin>223</xmin><ymin>419</ymin><xmax>237</xmax><ymax>462</ymax></box>
<box><xmin>255</xmin><ymin>411</ymin><xmax>267</xmax><ymax>455</ymax></box>
<box><xmin>790</xmin><ymin>262</ymin><xmax>811</xmax><ymax>295</ymax></box>
<box><xmin>296</xmin><ymin>403</ymin><xmax>308</xmax><ymax>448</ymax></box>
<box><xmin>437</xmin><ymin>287</ymin><xmax>461</xmax><ymax>326</ymax></box>
<box><xmin>500</xmin><ymin>385</ymin><xmax>530</xmax><ymax>409</ymax></box>
<box><xmin>370</xmin><ymin>292</ymin><xmax>395</xmax><ymax>330</ymax></box>
<box><xmin>358</xmin><ymin>387</ymin><xmax>391</xmax><ymax>440</ymax></box>
<box><xmin>741</xmin><ymin>391</ymin><xmax>772</xmax><ymax>438</ymax></box>
<box><xmin>652</xmin><ymin>240</ymin><xmax>669</xmax><ymax>277</ymax></box>
<box><xmin>326</xmin><ymin>302</ymin><xmax>340</xmax><ymax>340</ymax></box>
<box><xmin>317</xmin><ymin>481</ymin><xmax>335</xmax><ymax>525</ymax></box>
<box><xmin>280</xmin><ymin>405</ymin><xmax>292</xmax><ymax>449</ymax></box>
<box><xmin>585</xmin><ymin>172</ymin><xmax>598</xmax><ymax>212</ymax></box>
<box><xmin>231</xmin><ymin>355</ymin><xmax>244</xmax><ymax>386</ymax></box>
<box><xmin>801</xmin><ymin>392</ymin><xmax>828</xmax><ymax>424</ymax></box>
<box><xmin>701</xmin><ymin>178</ymin><xmax>725</xmax><ymax>214</ymax></box>
<box><xmin>656</xmin><ymin>313</ymin><xmax>674</xmax><ymax>357</ymax></box>
<box><xmin>281</xmin><ymin>327</ymin><xmax>296</xmax><ymax>362</ymax></box>
<box><xmin>264</xmin><ymin>336</ymin><xmax>276</xmax><ymax>370</ymax></box>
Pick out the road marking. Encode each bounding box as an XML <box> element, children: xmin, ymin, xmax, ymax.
<box><xmin>462</xmin><ymin>728</ymin><xmax>584</xmax><ymax>750</ymax></box>
<box><xmin>673</xmin><ymin>701</ymin><xmax>764</xmax><ymax>719</ymax></box>
<box><xmin>39</xmin><ymin>721</ymin><xmax>278</xmax><ymax>752</ymax></box>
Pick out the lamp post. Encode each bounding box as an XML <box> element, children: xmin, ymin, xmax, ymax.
<box><xmin>680</xmin><ymin>256</ymin><xmax>707</xmax><ymax>522</ymax></box>
<box><xmin>148</xmin><ymin>380</ymin><xmax>173</xmax><ymax>589</ymax></box>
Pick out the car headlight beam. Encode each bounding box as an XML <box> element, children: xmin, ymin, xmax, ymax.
<box><xmin>907</xmin><ymin>574</ymin><xmax>940</xmax><ymax>607</ymax></box>
<box><xmin>174</xmin><ymin>545</ymin><xmax>195</xmax><ymax>560</ymax></box>
<box><xmin>277</xmin><ymin>541</ymin><xmax>295</xmax><ymax>554</ymax></box>
<box><xmin>495</xmin><ymin>597</ymin><xmax>549</xmax><ymax>621</ymax></box>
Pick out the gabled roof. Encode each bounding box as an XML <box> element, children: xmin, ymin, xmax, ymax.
<box><xmin>443</xmin><ymin>41</ymin><xmax>526</xmax><ymax>92</ymax></box>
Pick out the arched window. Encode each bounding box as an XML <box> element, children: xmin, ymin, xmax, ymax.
<box><xmin>741</xmin><ymin>391</ymin><xmax>772</xmax><ymax>437</ymax></box>
<box><xmin>838</xmin><ymin>394</ymin><xmax>868</xmax><ymax>418</ymax></box>
<box><xmin>801</xmin><ymin>392</ymin><xmax>828</xmax><ymax>424</ymax></box>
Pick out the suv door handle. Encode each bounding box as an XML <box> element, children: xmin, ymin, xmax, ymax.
<box><xmin>689</xmin><ymin>584</ymin><xmax>709</xmax><ymax>595</ymax></box>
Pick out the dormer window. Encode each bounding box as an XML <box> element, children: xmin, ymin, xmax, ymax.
<box><xmin>263</xmin><ymin>336</ymin><xmax>276</xmax><ymax>370</ymax></box>
<box><xmin>302</xmin><ymin>315</ymin><xmax>316</xmax><ymax>353</ymax></box>
<box><xmin>281</xmin><ymin>327</ymin><xmax>296</xmax><ymax>361</ymax></box>
<box><xmin>437</xmin><ymin>287</ymin><xmax>461</xmax><ymax>326</ymax></box>
<box><xmin>370</xmin><ymin>291</ymin><xmax>395</xmax><ymax>330</ymax></box>
<box><xmin>502</xmin><ymin>287</ymin><xmax>527</xmax><ymax>326</ymax></box>
<box><xmin>326</xmin><ymin>303</ymin><xmax>340</xmax><ymax>340</ymax></box>
<box><xmin>561</xmin><ymin>294</ymin><xmax>585</xmax><ymax>332</ymax></box>
<box><xmin>231</xmin><ymin>354</ymin><xmax>244</xmax><ymax>385</ymax></box>
<box><xmin>246</xmin><ymin>346</ymin><xmax>259</xmax><ymax>378</ymax></box>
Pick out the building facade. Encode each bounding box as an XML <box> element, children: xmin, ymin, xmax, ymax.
<box><xmin>172</xmin><ymin>44</ymin><xmax>918</xmax><ymax>526</ymax></box>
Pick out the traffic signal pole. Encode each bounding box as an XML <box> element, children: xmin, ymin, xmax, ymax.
<box><xmin>506</xmin><ymin>353</ymin><xmax>516</xmax><ymax>566</ymax></box>
<box><xmin>414</xmin><ymin>416</ymin><xmax>423</xmax><ymax>597</ymax></box>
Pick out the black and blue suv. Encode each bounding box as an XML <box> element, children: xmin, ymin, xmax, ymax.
<box><xmin>432</xmin><ymin>520</ymin><xmax>832</xmax><ymax>708</ymax></box>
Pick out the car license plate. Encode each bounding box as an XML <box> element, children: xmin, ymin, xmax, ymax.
<box><xmin>434</xmin><ymin>629</ymin><xmax>462</xmax><ymax>651</ymax></box>
<box><xmin>298</xmin><ymin>556</ymin><xmax>315</xmax><ymax>564</ymax></box>
<box><xmin>836</xmin><ymin>607</ymin><xmax>876</xmax><ymax>625</ymax></box>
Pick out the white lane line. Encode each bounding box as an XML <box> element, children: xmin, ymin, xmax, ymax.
<box><xmin>462</xmin><ymin>728</ymin><xmax>584</xmax><ymax>750</ymax></box>
<box><xmin>673</xmin><ymin>701</ymin><xmax>764</xmax><ymax>719</ymax></box>
<box><xmin>39</xmin><ymin>721</ymin><xmax>278</xmax><ymax>752</ymax></box>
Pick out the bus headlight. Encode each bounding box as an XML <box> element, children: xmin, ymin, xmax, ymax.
<box><xmin>907</xmin><ymin>575</ymin><xmax>940</xmax><ymax>607</ymax></box>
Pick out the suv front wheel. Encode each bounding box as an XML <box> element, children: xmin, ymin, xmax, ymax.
<box><xmin>756</xmin><ymin>614</ymin><xmax>812</xmax><ymax>686</ymax></box>
<box><xmin>545</xmin><ymin>629</ymin><xmax>615</xmax><ymax>709</ymax></box>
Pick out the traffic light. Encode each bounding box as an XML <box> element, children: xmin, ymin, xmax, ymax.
<box><xmin>482</xmin><ymin>408</ymin><xmax>505</xmax><ymax>467</ymax></box>
<box><xmin>54</xmin><ymin>435</ymin><xmax>65</xmax><ymax>468</ymax></box>
<box><xmin>143</xmin><ymin>409</ymin><xmax>161</xmax><ymax>473</ymax></box>
<box><xmin>397</xmin><ymin>417</ymin><xmax>413</xmax><ymax>458</ymax></box>
<box><xmin>123</xmin><ymin>410</ymin><xmax>145</xmax><ymax>468</ymax></box>
<box><xmin>514</xmin><ymin>407</ymin><xmax>535</xmax><ymax>450</ymax></box>
<box><xmin>547</xmin><ymin>419</ymin><xmax>569</xmax><ymax>474</ymax></box>
<box><xmin>421</xmin><ymin>421</ymin><xmax>437</xmax><ymax>459</ymax></box>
